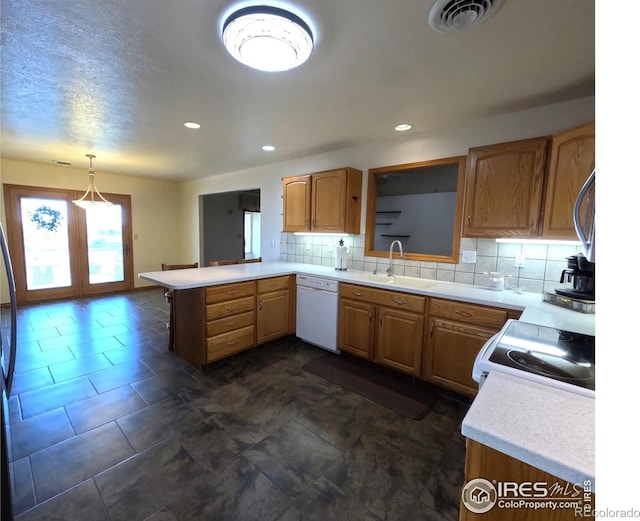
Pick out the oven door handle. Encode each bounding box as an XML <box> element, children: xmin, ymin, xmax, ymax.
<box><xmin>472</xmin><ymin>332</ymin><xmax>501</xmax><ymax>384</ymax></box>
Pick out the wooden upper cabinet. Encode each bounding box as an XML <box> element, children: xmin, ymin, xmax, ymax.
<box><xmin>283</xmin><ymin>167</ymin><xmax>362</xmax><ymax>233</ymax></box>
<box><xmin>463</xmin><ymin>137</ymin><xmax>549</xmax><ymax>237</ymax></box>
<box><xmin>282</xmin><ymin>175</ymin><xmax>312</xmax><ymax>231</ymax></box>
<box><xmin>542</xmin><ymin>121</ymin><xmax>595</xmax><ymax>239</ymax></box>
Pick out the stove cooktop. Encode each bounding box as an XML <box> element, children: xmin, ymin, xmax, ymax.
<box><xmin>482</xmin><ymin>320</ymin><xmax>595</xmax><ymax>396</ymax></box>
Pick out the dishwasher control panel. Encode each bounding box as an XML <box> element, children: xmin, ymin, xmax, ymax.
<box><xmin>296</xmin><ymin>275</ymin><xmax>339</xmax><ymax>293</ymax></box>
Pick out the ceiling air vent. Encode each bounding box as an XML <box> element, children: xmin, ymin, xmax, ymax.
<box><xmin>428</xmin><ymin>0</ymin><xmax>504</xmax><ymax>32</ymax></box>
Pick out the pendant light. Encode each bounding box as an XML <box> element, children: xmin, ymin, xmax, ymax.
<box><xmin>72</xmin><ymin>154</ymin><xmax>112</xmax><ymax>208</ymax></box>
<box><xmin>222</xmin><ymin>5</ymin><xmax>314</xmax><ymax>72</ymax></box>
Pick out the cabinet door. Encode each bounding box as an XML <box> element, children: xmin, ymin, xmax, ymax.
<box><xmin>311</xmin><ymin>170</ymin><xmax>346</xmax><ymax>231</ymax></box>
<box><xmin>542</xmin><ymin>121</ymin><xmax>595</xmax><ymax>239</ymax></box>
<box><xmin>257</xmin><ymin>289</ymin><xmax>290</xmax><ymax>344</ymax></box>
<box><xmin>375</xmin><ymin>306</ymin><xmax>424</xmax><ymax>376</ymax></box>
<box><xmin>463</xmin><ymin>137</ymin><xmax>549</xmax><ymax>237</ymax></box>
<box><xmin>425</xmin><ymin>318</ymin><xmax>496</xmax><ymax>396</ymax></box>
<box><xmin>282</xmin><ymin>175</ymin><xmax>311</xmax><ymax>232</ymax></box>
<box><xmin>338</xmin><ymin>298</ymin><xmax>374</xmax><ymax>360</ymax></box>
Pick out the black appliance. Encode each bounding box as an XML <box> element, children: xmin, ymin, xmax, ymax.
<box><xmin>1</xmin><ymin>223</ymin><xmax>17</xmax><ymax>521</ymax></box>
<box><xmin>555</xmin><ymin>253</ymin><xmax>595</xmax><ymax>301</ymax></box>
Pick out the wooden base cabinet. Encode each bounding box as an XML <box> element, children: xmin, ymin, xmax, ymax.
<box><xmin>374</xmin><ymin>306</ymin><xmax>424</xmax><ymax>376</ymax></box>
<box><xmin>338</xmin><ymin>298</ymin><xmax>375</xmax><ymax>360</ymax></box>
<box><xmin>423</xmin><ymin>298</ymin><xmax>517</xmax><ymax>396</ymax></box>
<box><xmin>338</xmin><ymin>283</ymin><xmax>425</xmax><ymax>377</ymax></box>
<box><xmin>426</xmin><ymin>318</ymin><xmax>496</xmax><ymax>395</ymax></box>
<box><xmin>460</xmin><ymin>439</ymin><xmax>594</xmax><ymax>521</ymax></box>
<box><xmin>256</xmin><ymin>276</ymin><xmax>292</xmax><ymax>344</ymax></box>
<box><xmin>173</xmin><ymin>276</ymin><xmax>294</xmax><ymax>370</ymax></box>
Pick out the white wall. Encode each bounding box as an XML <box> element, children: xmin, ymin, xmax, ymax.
<box><xmin>178</xmin><ymin>96</ymin><xmax>595</xmax><ymax>263</ymax></box>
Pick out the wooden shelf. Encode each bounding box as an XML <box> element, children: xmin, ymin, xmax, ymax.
<box><xmin>380</xmin><ymin>234</ymin><xmax>410</xmax><ymax>238</ymax></box>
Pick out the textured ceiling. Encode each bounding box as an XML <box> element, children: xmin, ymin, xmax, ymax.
<box><xmin>0</xmin><ymin>0</ymin><xmax>595</xmax><ymax>181</ymax></box>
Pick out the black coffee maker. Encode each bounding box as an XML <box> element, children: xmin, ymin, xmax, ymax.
<box><xmin>555</xmin><ymin>253</ymin><xmax>595</xmax><ymax>301</ymax></box>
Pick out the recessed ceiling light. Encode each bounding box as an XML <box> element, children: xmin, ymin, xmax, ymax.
<box><xmin>222</xmin><ymin>5</ymin><xmax>314</xmax><ymax>72</ymax></box>
<box><xmin>394</xmin><ymin>123</ymin><xmax>412</xmax><ymax>132</ymax></box>
<box><xmin>184</xmin><ymin>122</ymin><xmax>201</xmax><ymax>129</ymax></box>
<box><xmin>262</xmin><ymin>145</ymin><xmax>276</xmax><ymax>152</ymax></box>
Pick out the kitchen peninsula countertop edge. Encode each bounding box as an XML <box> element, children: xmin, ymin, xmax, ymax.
<box><xmin>138</xmin><ymin>261</ymin><xmax>594</xmax><ymax>335</ymax></box>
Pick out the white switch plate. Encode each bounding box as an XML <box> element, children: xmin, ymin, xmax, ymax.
<box><xmin>461</xmin><ymin>250</ymin><xmax>477</xmax><ymax>263</ymax></box>
<box><xmin>269</xmin><ymin>240</ymin><xmax>276</xmax><ymax>248</ymax></box>
<box><xmin>515</xmin><ymin>252</ymin><xmax>526</xmax><ymax>268</ymax></box>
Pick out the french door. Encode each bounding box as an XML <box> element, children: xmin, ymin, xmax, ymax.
<box><xmin>3</xmin><ymin>184</ymin><xmax>134</xmax><ymax>303</ymax></box>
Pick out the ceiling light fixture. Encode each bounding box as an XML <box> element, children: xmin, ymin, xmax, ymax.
<box><xmin>72</xmin><ymin>154</ymin><xmax>112</xmax><ymax>209</ymax></box>
<box><xmin>184</xmin><ymin>122</ymin><xmax>201</xmax><ymax>129</ymax></box>
<box><xmin>222</xmin><ymin>5</ymin><xmax>314</xmax><ymax>72</ymax></box>
<box><xmin>394</xmin><ymin>123</ymin><xmax>412</xmax><ymax>132</ymax></box>
<box><xmin>262</xmin><ymin>145</ymin><xmax>276</xmax><ymax>151</ymax></box>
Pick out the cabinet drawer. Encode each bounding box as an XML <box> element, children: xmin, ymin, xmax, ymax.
<box><xmin>257</xmin><ymin>276</ymin><xmax>290</xmax><ymax>293</ymax></box>
<box><xmin>206</xmin><ymin>296</ymin><xmax>255</xmax><ymax>320</ymax></box>
<box><xmin>206</xmin><ymin>281</ymin><xmax>255</xmax><ymax>304</ymax></box>
<box><xmin>207</xmin><ymin>311</ymin><xmax>254</xmax><ymax>337</ymax></box>
<box><xmin>207</xmin><ymin>326</ymin><xmax>255</xmax><ymax>362</ymax></box>
<box><xmin>430</xmin><ymin>298</ymin><xmax>507</xmax><ymax>328</ymax></box>
<box><xmin>340</xmin><ymin>283</ymin><xmax>425</xmax><ymax>313</ymax></box>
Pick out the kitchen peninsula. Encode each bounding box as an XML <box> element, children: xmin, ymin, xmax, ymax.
<box><xmin>139</xmin><ymin>260</ymin><xmax>596</xmax><ymax>506</ymax></box>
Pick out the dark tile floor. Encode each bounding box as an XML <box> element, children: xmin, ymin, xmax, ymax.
<box><xmin>7</xmin><ymin>288</ymin><xmax>470</xmax><ymax>521</ymax></box>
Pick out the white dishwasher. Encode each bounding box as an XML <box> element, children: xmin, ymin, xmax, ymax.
<box><xmin>296</xmin><ymin>275</ymin><xmax>340</xmax><ymax>353</ymax></box>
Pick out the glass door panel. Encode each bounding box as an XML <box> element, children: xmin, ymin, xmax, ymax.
<box><xmin>19</xmin><ymin>198</ymin><xmax>73</xmax><ymax>290</ymax></box>
<box><xmin>86</xmin><ymin>204</ymin><xmax>124</xmax><ymax>284</ymax></box>
<box><xmin>78</xmin><ymin>193</ymin><xmax>133</xmax><ymax>296</ymax></box>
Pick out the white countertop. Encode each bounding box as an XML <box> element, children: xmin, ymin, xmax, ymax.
<box><xmin>138</xmin><ymin>261</ymin><xmax>594</xmax><ymax>335</ymax></box>
<box><xmin>461</xmin><ymin>371</ymin><xmax>595</xmax><ymax>490</ymax></box>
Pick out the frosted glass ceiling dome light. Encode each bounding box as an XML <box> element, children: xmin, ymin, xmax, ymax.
<box><xmin>222</xmin><ymin>5</ymin><xmax>314</xmax><ymax>72</ymax></box>
<box><xmin>72</xmin><ymin>154</ymin><xmax>112</xmax><ymax>209</ymax></box>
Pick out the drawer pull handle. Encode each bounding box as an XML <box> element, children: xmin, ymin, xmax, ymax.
<box><xmin>379</xmin><ymin>314</ymin><xmax>384</xmax><ymax>326</ymax></box>
<box><xmin>227</xmin><ymin>340</ymin><xmax>237</xmax><ymax>346</ymax></box>
<box><xmin>369</xmin><ymin>310</ymin><xmax>373</xmax><ymax>322</ymax></box>
<box><xmin>353</xmin><ymin>291</ymin><xmax>363</xmax><ymax>296</ymax></box>
<box><xmin>226</xmin><ymin>290</ymin><xmax>237</xmax><ymax>295</ymax></box>
<box><xmin>226</xmin><ymin>306</ymin><xmax>238</xmax><ymax>312</ymax></box>
<box><xmin>392</xmin><ymin>298</ymin><xmax>407</xmax><ymax>305</ymax></box>
<box><xmin>270</xmin><ymin>282</ymin><xmax>278</xmax><ymax>287</ymax></box>
<box><xmin>259</xmin><ymin>300</ymin><xmax>263</xmax><ymax>310</ymax></box>
<box><xmin>227</xmin><ymin>321</ymin><xmax>238</xmax><ymax>326</ymax></box>
<box><xmin>456</xmin><ymin>310</ymin><xmax>473</xmax><ymax>317</ymax></box>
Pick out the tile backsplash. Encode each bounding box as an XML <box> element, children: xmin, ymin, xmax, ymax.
<box><xmin>279</xmin><ymin>233</ymin><xmax>584</xmax><ymax>295</ymax></box>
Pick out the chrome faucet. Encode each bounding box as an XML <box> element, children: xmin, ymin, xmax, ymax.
<box><xmin>387</xmin><ymin>240</ymin><xmax>403</xmax><ymax>276</ymax></box>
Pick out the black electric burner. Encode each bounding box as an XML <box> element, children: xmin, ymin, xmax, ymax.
<box><xmin>487</xmin><ymin>321</ymin><xmax>595</xmax><ymax>392</ymax></box>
